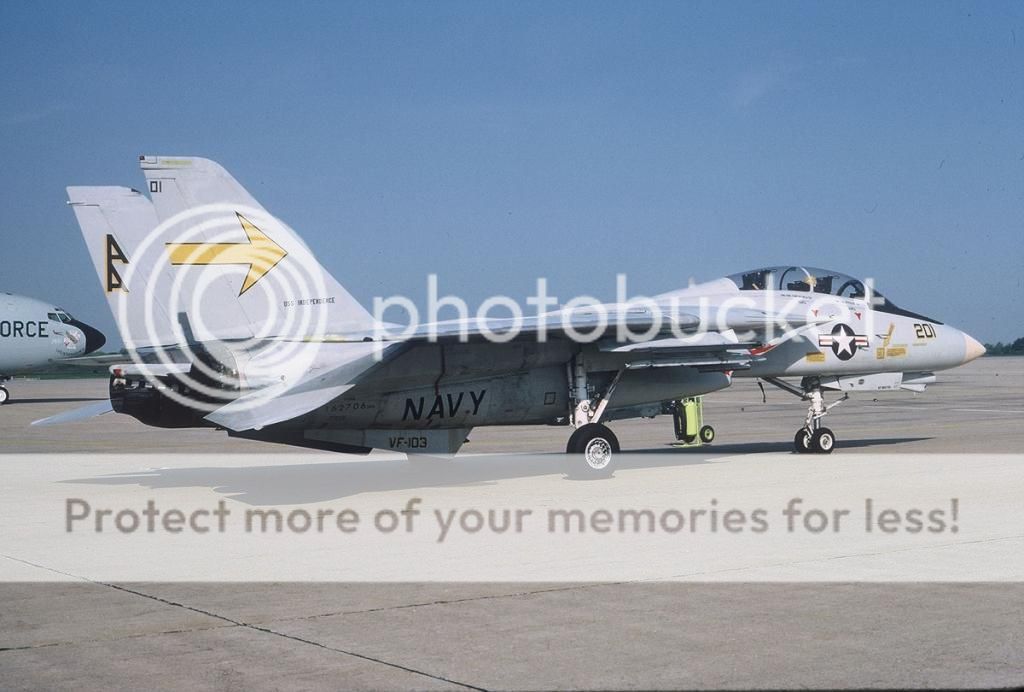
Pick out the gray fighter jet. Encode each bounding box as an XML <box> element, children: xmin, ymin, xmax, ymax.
<box><xmin>53</xmin><ymin>156</ymin><xmax>984</xmax><ymax>474</ymax></box>
<box><xmin>0</xmin><ymin>293</ymin><xmax>106</xmax><ymax>403</ymax></box>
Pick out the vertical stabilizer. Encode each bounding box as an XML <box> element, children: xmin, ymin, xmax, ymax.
<box><xmin>138</xmin><ymin>155</ymin><xmax>376</xmax><ymax>336</ymax></box>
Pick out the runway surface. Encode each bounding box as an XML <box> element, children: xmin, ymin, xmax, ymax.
<box><xmin>2</xmin><ymin>358</ymin><xmax>1023</xmax><ymax>689</ymax></box>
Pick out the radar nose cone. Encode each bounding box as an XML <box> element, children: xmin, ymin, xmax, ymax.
<box><xmin>963</xmin><ymin>333</ymin><xmax>986</xmax><ymax>364</ymax></box>
<box><xmin>69</xmin><ymin>319</ymin><xmax>106</xmax><ymax>354</ymax></box>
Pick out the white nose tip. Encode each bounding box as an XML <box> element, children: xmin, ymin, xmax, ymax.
<box><xmin>963</xmin><ymin>334</ymin><xmax>986</xmax><ymax>363</ymax></box>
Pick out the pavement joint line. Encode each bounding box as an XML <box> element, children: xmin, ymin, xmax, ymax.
<box><xmin>269</xmin><ymin>582</ymin><xmax>617</xmax><ymax>624</ymax></box>
<box><xmin>0</xmin><ymin>622</ymin><xmax>240</xmax><ymax>653</ymax></box>
<box><xmin>0</xmin><ymin>642</ymin><xmax>64</xmax><ymax>653</ymax></box>
<box><xmin>108</xmin><ymin>583</ymin><xmax>493</xmax><ymax>692</ymax></box>
<box><xmin>0</xmin><ymin>553</ymin><xmax>488</xmax><ymax>691</ymax></box>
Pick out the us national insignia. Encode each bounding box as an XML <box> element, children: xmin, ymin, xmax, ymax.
<box><xmin>818</xmin><ymin>323</ymin><xmax>869</xmax><ymax>361</ymax></box>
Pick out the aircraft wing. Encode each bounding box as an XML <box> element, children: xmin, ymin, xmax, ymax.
<box><xmin>598</xmin><ymin>333</ymin><xmax>763</xmax><ymax>371</ymax></box>
<box><xmin>391</xmin><ymin>304</ymin><xmax>817</xmax><ymax>343</ymax></box>
<box><xmin>55</xmin><ymin>353</ymin><xmax>131</xmax><ymax>368</ymax></box>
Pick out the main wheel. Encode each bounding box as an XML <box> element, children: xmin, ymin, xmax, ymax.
<box><xmin>793</xmin><ymin>428</ymin><xmax>812</xmax><ymax>454</ymax></box>
<box><xmin>810</xmin><ymin>428</ymin><xmax>836</xmax><ymax>454</ymax></box>
<box><xmin>565</xmin><ymin>425</ymin><xmax>586</xmax><ymax>454</ymax></box>
<box><xmin>567</xmin><ymin>423</ymin><xmax>620</xmax><ymax>476</ymax></box>
<box><xmin>699</xmin><ymin>425</ymin><xmax>715</xmax><ymax>444</ymax></box>
<box><xmin>0</xmin><ymin>386</ymin><xmax>9</xmax><ymax>405</ymax></box>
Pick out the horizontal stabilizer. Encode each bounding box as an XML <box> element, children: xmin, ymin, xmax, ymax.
<box><xmin>205</xmin><ymin>342</ymin><xmax>402</xmax><ymax>431</ymax></box>
<box><xmin>32</xmin><ymin>400</ymin><xmax>114</xmax><ymax>427</ymax></box>
<box><xmin>207</xmin><ymin>383</ymin><xmax>356</xmax><ymax>432</ymax></box>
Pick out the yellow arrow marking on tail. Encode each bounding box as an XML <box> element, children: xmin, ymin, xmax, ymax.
<box><xmin>165</xmin><ymin>213</ymin><xmax>287</xmax><ymax>296</ymax></box>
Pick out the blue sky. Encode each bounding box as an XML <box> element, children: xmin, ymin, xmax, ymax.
<box><xmin>1</xmin><ymin>1</ymin><xmax>1021</xmax><ymax>345</ymax></box>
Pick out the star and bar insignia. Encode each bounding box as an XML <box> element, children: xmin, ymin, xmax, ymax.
<box><xmin>818</xmin><ymin>323</ymin><xmax>869</xmax><ymax>361</ymax></box>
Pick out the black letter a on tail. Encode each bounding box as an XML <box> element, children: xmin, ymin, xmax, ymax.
<box><xmin>106</xmin><ymin>234</ymin><xmax>129</xmax><ymax>292</ymax></box>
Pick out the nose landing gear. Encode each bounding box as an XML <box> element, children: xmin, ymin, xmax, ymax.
<box><xmin>794</xmin><ymin>425</ymin><xmax>836</xmax><ymax>454</ymax></box>
<box><xmin>763</xmin><ymin>377</ymin><xmax>846</xmax><ymax>454</ymax></box>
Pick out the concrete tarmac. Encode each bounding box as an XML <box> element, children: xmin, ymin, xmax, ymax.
<box><xmin>1</xmin><ymin>358</ymin><xmax>1023</xmax><ymax>689</ymax></box>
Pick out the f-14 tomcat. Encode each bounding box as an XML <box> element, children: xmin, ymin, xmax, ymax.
<box><xmin>53</xmin><ymin>156</ymin><xmax>985</xmax><ymax>474</ymax></box>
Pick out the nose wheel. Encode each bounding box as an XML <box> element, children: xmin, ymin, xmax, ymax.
<box><xmin>0</xmin><ymin>385</ymin><xmax>9</xmax><ymax>405</ymax></box>
<box><xmin>794</xmin><ymin>426</ymin><xmax>836</xmax><ymax>454</ymax></box>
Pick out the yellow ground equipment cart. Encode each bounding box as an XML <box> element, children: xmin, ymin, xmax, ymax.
<box><xmin>671</xmin><ymin>396</ymin><xmax>715</xmax><ymax>447</ymax></box>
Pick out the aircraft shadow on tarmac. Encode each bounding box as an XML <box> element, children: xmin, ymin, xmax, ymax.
<box><xmin>59</xmin><ymin>437</ymin><xmax>929</xmax><ymax>505</ymax></box>
<box><xmin>7</xmin><ymin>397</ymin><xmax>106</xmax><ymax>405</ymax></box>
<box><xmin>632</xmin><ymin>438</ymin><xmax>930</xmax><ymax>455</ymax></box>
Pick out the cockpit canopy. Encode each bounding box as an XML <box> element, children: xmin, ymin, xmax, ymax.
<box><xmin>47</xmin><ymin>309</ymin><xmax>75</xmax><ymax>323</ymax></box>
<box><xmin>727</xmin><ymin>266</ymin><xmax>872</xmax><ymax>298</ymax></box>
<box><xmin>725</xmin><ymin>265</ymin><xmax>941</xmax><ymax>323</ymax></box>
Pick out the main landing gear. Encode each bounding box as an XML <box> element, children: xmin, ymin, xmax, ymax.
<box><xmin>564</xmin><ymin>357</ymin><xmax>622</xmax><ymax>477</ymax></box>
<box><xmin>0</xmin><ymin>385</ymin><xmax>9</xmax><ymax>405</ymax></box>
<box><xmin>566</xmin><ymin>423</ymin><xmax>620</xmax><ymax>473</ymax></box>
<box><xmin>762</xmin><ymin>377</ymin><xmax>847</xmax><ymax>455</ymax></box>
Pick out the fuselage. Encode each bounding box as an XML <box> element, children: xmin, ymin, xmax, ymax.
<box><xmin>106</xmin><ymin>265</ymin><xmax>984</xmax><ymax>455</ymax></box>
<box><xmin>296</xmin><ymin>266</ymin><xmax>983</xmax><ymax>432</ymax></box>
<box><xmin>0</xmin><ymin>293</ymin><xmax>106</xmax><ymax>375</ymax></box>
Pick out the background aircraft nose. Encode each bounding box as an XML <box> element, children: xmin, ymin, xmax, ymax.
<box><xmin>963</xmin><ymin>333</ymin><xmax>986</xmax><ymax>364</ymax></box>
<box><xmin>69</xmin><ymin>319</ymin><xmax>106</xmax><ymax>354</ymax></box>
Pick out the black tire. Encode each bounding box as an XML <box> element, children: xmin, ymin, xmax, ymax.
<box><xmin>565</xmin><ymin>426</ymin><xmax>586</xmax><ymax>454</ymax></box>
<box><xmin>699</xmin><ymin>425</ymin><xmax>715</xmax><ymax>444</ymax></box>
<box><xmin>0</xmin><ymin>386</ymin><xmax>9</xmax><ymax>405</ymax></box>
<box><xmin>794</xmin><ymin>428</ymin><xmax>812</xmax><ymax>454</ymax></box>
<box><xmin>810</xmin><ymin>428</ymin><xmax>836</xmax><ymax>454</ymax></box>
<box><xmin>567</xmin><ymin>423</ymin><xmax>619</xmax><ymax>476</ymax></box>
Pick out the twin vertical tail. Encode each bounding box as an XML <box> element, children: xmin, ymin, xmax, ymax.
<box><xmin>67</xmin><ymin>186</ymin><xmax>167</xmax><ymax>350</ymax></box>
<box><xmin>69</xmin><ymin>156</ymin><xmax>378</xmax><ymax>350</ymax></box>
<box><xmin>67</xmin><ymin>156</ymin><xmax>386</xmax><ymax>428</ymax></box>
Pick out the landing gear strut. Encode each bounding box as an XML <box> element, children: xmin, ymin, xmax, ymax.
<box><xmin>564</xmin><ymin>356</ymin><xmax>622</xmax><ymax>476</ymax></box>
<box><xmin>763</xmin><ymin>377</ymin><xmax>846</xmax><ymax>455</ymax></box>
